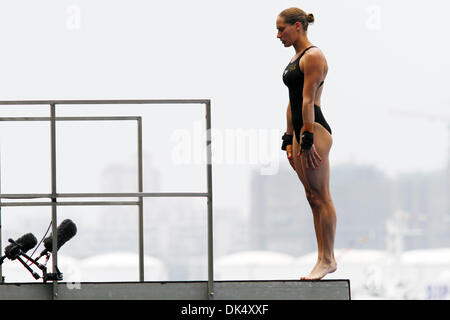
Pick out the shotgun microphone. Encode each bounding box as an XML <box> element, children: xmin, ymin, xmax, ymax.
<box><xmin>0</xmin><ymin>233</ymin><xmax>38</xmax><ymax>264</ymax></box>
<box><xmin>37</xmin><ymin>219</ymin><xmax>77</xmax><ymax>260</ymax></box>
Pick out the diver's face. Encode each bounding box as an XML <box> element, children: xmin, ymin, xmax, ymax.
<box><xmin>276</xmin><ymin>16</ymin><xmax>299</xmax><ymax>47</ymax></box>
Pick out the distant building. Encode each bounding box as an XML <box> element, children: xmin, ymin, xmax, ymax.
<box><xmin>250</xmin><ymin>165</ymin><xmax>316</xmax><ymax>256</ymax></box>
<box><xmin>144</xmin><ymin>199</ymin><xmax>210</xmax><ymax>280</ymax></box>
<box><xmin>250</xmin><ymin>163</ymin><xmax>393</xmax><ymax>256</ymax></box>
<box><xmin>392</xmin><ymin>169</ymin><xmax>450</xmax><ymax>250</ymax></box>
<box><xmin>330</xmin><ymin>163</ymin><xmax>392</xmax><ymax>250</ymax></box>
<box><xmin>214</xmin><ymin>207</ymin><xmax>250</xmax><ymax>257</ymax></box>
<box><xmin>65</xmin><ymin>159</ymin><xmax>161</xmax><ymax>259</ymax></box>
<box><xmin>96</xmin><ymin>160</ymin><xmax>211</xmax><ymax>280</ymax></box>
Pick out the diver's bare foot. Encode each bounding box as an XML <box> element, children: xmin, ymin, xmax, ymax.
<box><xmin>300</xmin><ymin>260</ymin><xmax>337</xmax><ymax>280</ymax></box>
<box><xmin>300</xmin><ymin>259</ymin><xmax>321</xmax><ymax>280</ymax></box>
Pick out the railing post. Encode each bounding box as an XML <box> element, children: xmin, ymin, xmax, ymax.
<box><xmin>0</xmin><ymin>148</ymin><xmax>3</xmax><ymax>283</ymax></box>
<box><xmin>205</xmin><ymin>100</ymin><xmax>214</xmax><ymax>299</ymax></box>
<box><xmin>137</xmin><ymin>117</ymin><xmax>144</xmax><ymax>281</ymax></box>
<box><xmin>50</xmin><ymin>103</ymin><xmax>58</xmax><ymax>300</ymax></box>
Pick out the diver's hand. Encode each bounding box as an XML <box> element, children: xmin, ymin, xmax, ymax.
<box><xmin>297</xmin><ymin>144</ymin><xmax>322</xmax><ymax>170</ymax></box>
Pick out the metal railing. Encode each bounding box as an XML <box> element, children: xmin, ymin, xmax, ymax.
<box><xmin>0</xmin><ymin>99</ymin><xmax>214</xmax><ymax>299</ymax></box>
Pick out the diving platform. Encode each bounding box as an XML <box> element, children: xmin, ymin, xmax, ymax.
<box><xmin>0</xmin><ymin>280</ymin><xmax>351</xmax><ymax>300</ymax></box>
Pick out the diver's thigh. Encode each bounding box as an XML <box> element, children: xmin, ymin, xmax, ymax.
<box><xmin>293</xmin><ymin>135</ymin><xmax>311</xmax><ymax>191</ymax></box>
<box><xmin>303</xmin><ymin>123</ymin><xmax>332</xmax><ymax>195</ymax></box>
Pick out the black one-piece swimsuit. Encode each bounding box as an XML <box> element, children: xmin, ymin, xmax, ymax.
<box><xmin>282</xmin><ymin>45</ymin><xmax>332</xmax><ymax>144</ymax></box>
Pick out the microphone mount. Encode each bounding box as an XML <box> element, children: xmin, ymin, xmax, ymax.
<box><xmin>0</xmin><ymin>239</ymin><xmax>63</xmax><ymax>283</ymax></box>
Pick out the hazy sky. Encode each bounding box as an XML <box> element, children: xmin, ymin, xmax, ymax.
<box><xmin>0</xmin><ymin>0</ymin><xmax>449</xmax><ymax>215</ymax></box>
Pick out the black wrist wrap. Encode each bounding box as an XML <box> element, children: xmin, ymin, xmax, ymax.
<box><xmin>300</xmin><ymin>131</ymin><xmax>314</xmax><ymax>150</ymax></box>
<box><xmin>281</xmin><ymin>133</ymin><xmax>293</xmax><ymax>151</ymax></box>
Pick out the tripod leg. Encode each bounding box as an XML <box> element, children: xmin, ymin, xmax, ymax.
<box><xmin>20</xmin><ymin>252</ymin><xmax>46</xmax><ymax>271</ymax></box>
<box><xmin>16</xmin><ymin>256</ymin><xmax>40</xmax><ymax>280</ymax></box>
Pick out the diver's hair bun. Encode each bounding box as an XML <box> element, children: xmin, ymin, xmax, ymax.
<box><xmin>279</xmin><ymin>8</ymin><xmax>315</xmax><ymax>31</ymax></box>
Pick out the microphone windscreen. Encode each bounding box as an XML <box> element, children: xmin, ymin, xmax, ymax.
<box><xmin>4</xmin><ymin>233</ymin><xmax>38</xmax><ymax>257</ymax></box>
<box><xmin>17</xmin><ymin>233</ymin><xmax>38</xmax><ymax>252</ymax></box>
<box><xmin>43</xmin><ymin>219</ymin><xmax>77</xmax><ymax>252</ymax></box>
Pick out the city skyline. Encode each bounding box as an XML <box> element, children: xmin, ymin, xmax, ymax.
<box><xmin>1</xmin><ymin>150</ymin><xmax>449</xmax><ymax>299</ymax></box>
